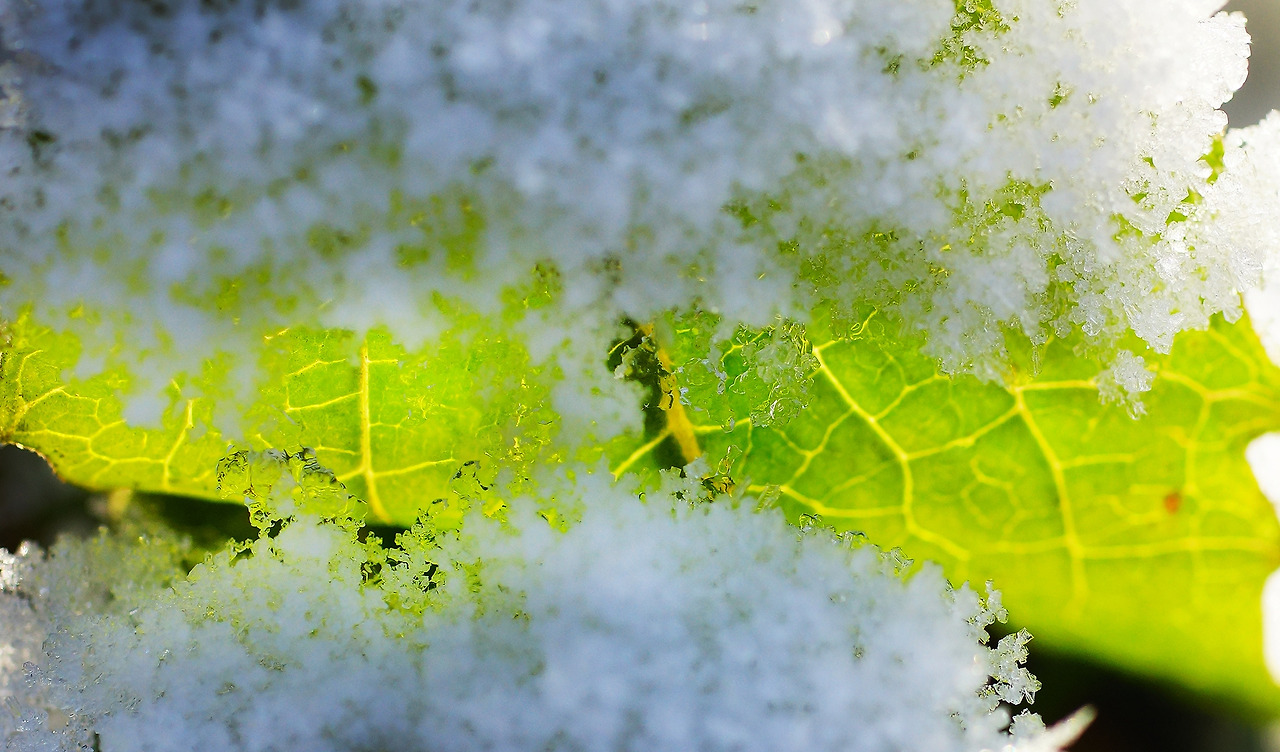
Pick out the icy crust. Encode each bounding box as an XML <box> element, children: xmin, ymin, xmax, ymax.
<box><xmin>0</xmin><ymin>464</ymin><xmax>1065</xmax><ymax>752</ymax></box>
<box><xmin>0</xmin><ymin>0</ymin><xmax>1264</xmax><ymax>418</ymax></box>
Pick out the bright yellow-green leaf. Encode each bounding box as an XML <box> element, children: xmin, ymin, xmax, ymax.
<box><xmin>8</xmin><ymin>276</ymin><xmax>1280</xmax><ymax>712</ymax></box>
<box><xmin>0</xmin><ymin>309</ymin><xmax>569</xmax><ymax>524</ymax></box>
<box><xmin>685</xmin><ymin>310</ymin><xmax>1280</xmax><ymax>713</ymax></box>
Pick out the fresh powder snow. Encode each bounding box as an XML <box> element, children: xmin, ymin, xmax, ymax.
<box><xmin>0</xmin><ymin>462</ymin><xmax>1067</xmax><ymax>752</ymax></box>
<box><xmin>0</xmin><ymin>0</ymin><xmax>1267</xmax><ymax>427</ymax></box>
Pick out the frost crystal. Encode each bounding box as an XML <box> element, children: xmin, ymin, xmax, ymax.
<box><xmin>0</xmin><ymin>0</ymin><xmax>1267</xmax><ymax>423</ymax></box>
<box><xmin>0</xmin><ymin>464</ymin><xmax>1069</xmax><ymax>752</ymax></box>
<box><xmin>1094</xmin><ymin>350</ymin><xmax>1156</xmax><ymax>415</ymax></box>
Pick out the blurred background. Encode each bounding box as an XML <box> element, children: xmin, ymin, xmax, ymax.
<box><xmin>5</xmin><ymin>2</ymin><xmax>1280</xmax><ymax>750</ymax></box>
<box><xmin>1229</xmin><ymin>0</ymin><xmax>1280</xmax><ymax>128</ymax></box>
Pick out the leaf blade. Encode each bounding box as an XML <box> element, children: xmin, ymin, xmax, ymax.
<box><xmin>691</xmin><ymin>313</ymin><xmax>1280</xmax><ymax>711</ymax></box>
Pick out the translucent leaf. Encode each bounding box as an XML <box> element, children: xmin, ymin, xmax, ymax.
<box><xmin>691</xmin><ymin>310</ymin><xmax>1280</xmax><ymax>712</ymax></box>
<box><xmin>0</xmin><ymin>311</ymin><xmax>565</xmax><ymax>524</ymax></box>
<box><xmin>6</xmin><ymin>286</ymin><xmax>1280</xmax><ymax>711</ymax></box>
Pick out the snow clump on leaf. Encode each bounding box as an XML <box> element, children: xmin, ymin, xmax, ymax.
<box><xmin>0</xmin><ymin>0</ymin><xmax>1266</xmax><ymax>424</ymax></box>
<box><xmin>0</xmin><ymin>462</ymin><xmax>1072</xmax><ymax>752</ymax></box>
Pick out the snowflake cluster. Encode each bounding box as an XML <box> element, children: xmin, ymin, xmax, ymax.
<box><xmin>0</xmin><ymin>0</ymin><xmax>1267</xmax><ymax>422</ymax></box>
<box><xmin>1</xmin><ymin>461</ymin><xmax>1068</xmax><ymax>752</ymax></box>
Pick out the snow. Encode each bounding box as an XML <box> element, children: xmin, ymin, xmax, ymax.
<box><xmin>0</xmin><ymin>462</ymin><xmax>1065</xmax><ymax>752</ymax></box>
<box><xmin>0</xmin><ymin>0</ymin><xmax>1265</xmax><ymax>427</ymax></box>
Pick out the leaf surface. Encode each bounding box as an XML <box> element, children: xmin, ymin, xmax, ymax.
<box><xmin>6</xmin><ymin>292</ymin><xmax>1280</xmax><ymax>710</ymax></box>
<box><xmin>684</xmin><ymin>311</ymin><xmax>1280</xmax><ymax>712</ymax></box>
<box><xmin>0</xmin><ymin>310</ymin><xmax>571</xmax><ymax>523</ymax></box>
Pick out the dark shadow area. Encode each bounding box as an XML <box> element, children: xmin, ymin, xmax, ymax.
<box><xmin>606</xmin><ymin>321</ymin><xmax>692</xmax><ymax>470</ymax></box>
<box><xmin>1026</xmin><ymin>644</ymin><xmax>1268</xmax><ymax>752</ymax></box>
<box><xmin>0</xmin><ymin>444</ymin><xmax>93</xmax><ymax>551</ymax></box>
<box><xmin>133</xmin><ymin>491</ymin><xmax>258</xmax><ymax>552</ymax></box>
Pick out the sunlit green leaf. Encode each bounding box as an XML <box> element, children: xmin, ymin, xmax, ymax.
<box><xmin>686</xmin><ymin>310</ymin><xmax>1280</xmax><ymax>712</ymax></box>
<box><xmin>0</xmin><ymin>309</ymin><xmax>568</xmax><ymax>523</ymax></box>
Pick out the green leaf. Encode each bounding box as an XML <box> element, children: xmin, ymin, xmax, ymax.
<box><xmin>0</xmin><ymin>308</ymin><xmax>570</xmax><ymax>524</ymax></box>
<box><xmin>685</xmin><ymin>309</ymin><xmax>1280</xmax><ymax>712</ymax></box>
<box><xmin>9</xmin><ymin>270</ymin><xmax>1280</xmax><ymax>711</ymax></box>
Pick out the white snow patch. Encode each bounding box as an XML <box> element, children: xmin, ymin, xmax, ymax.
<box><xmin>0</xmin><ymin>465</ymin><xmax>1072</xmax><ymax>752</ymax></box>
<box><xmin>0</xmin><ymin>0</ymin><xmax>1264</xmax><ymax>426</ymax></box>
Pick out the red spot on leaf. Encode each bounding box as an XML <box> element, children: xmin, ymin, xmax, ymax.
<box><xmin>1163</xmin><ymin>491</ymin><xmax>1181</xmax><ymax>515</ymax></box>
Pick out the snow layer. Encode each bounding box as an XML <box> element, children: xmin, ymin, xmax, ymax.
<box><xmin>0</xmin><ymin>0</ymin><xmax>1266</xmax><ymax>424</ymax></box>
<box><xmin>0</xmin><ymin>464</ymin><xmax>1063</xmax><ymax>752</ymax></box>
